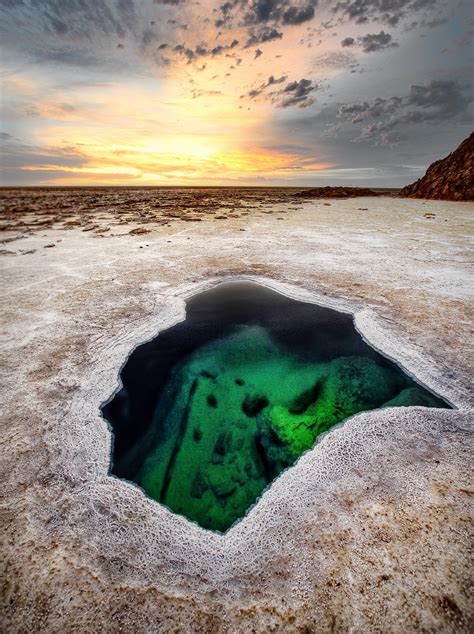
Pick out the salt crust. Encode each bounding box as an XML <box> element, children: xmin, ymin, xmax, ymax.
<box><xmin>1</xmin><ymin>197</ymin><xmax>473</xmax><ymax>631</ymax></box>
<box><xmin>36</xmin><ymin>277</ymin><xmax>472</xmax><ymax>584</ymax></box>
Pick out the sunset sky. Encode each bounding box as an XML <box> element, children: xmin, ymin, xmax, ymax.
<box><xmin>0</xmin><ymin>0</ymin><xmax>472</xmax><ymax>186</ymax></box>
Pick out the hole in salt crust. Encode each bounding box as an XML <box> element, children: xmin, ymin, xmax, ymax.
<box><xmin>102</xmin><ymin>281</ymin><xmax>450</xmax><ymax>532</ymax></box>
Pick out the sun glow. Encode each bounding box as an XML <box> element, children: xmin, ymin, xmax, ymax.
<box><xmin>21</xmin><ymin>141</ymin><xmax>331</xmax><ymax>185</ymax></box>
<box><xmin>23</xmin><ymin>91</ymin><xmax>331</xmax><ymax>184</ymax></box>
<box><xmin>4</xmin><ymin>20</ymin><xmax>334</xmax><ymax>185</ymax></box>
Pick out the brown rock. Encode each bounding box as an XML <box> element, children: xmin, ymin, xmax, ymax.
<box><xmin>129</xmin><ymin>227</ymin><xmax>150</xmax><ymax>235</ymax></box>
<box><xmin>399</xmin><ymin>133</ymin><xmax>474</xmax><ymax>201</ymax></box>
<box><xmin>294</xmin><ymin>186</ymin><xmax>380</xmax><ymax>199</ymax></box>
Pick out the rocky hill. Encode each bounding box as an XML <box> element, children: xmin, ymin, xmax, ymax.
<box><xmin>400</xmin><ymin>133</ymin><xmax>473</xmax><ymax>201</ymax></box>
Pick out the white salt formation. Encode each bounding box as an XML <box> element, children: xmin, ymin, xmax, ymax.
<box><xmin>1</xmin><ymin>192</ymin><xmax>472</xmax><ymax>632</ymax></box>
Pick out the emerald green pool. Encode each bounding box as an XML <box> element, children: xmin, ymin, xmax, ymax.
<box><xmin>103</xmin><ymin>282</ymin><xmax>449</xmax><ymax>532</ymax></box>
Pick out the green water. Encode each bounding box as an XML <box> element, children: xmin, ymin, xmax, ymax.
<box><xmin>135</xmin><ymin>325</ymin><xmax>444</xmax><ymax>532</ymax></box>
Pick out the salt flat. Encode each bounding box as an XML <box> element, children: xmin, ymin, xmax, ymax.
<box><xmin>1</xmin><ymin>193</ymin><xmax>473</xmax><ymax>632</ymax></box>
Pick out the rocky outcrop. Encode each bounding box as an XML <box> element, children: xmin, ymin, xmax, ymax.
<box><xmin>294</xmin><ymin>186</ymin><xmax>379</xmax><ymax>199</ymax></box>
<box><xmin>400</xmin><ymin>133</ymin><xmax>474</xmax><ymax>201</ymax></box>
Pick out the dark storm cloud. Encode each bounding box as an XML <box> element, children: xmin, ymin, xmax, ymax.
<box><xmin>332</xmin><ymin>0</ymin><xmax>438</xmax><ymax>27</ymax></box>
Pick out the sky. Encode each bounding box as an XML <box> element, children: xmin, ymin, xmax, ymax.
<box><xmin>0</xmin><ymin>0</ymin><xmax>472</xmax><ymax>186</ymax></box>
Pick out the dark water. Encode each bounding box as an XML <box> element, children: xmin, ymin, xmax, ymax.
<box><xmin>102</xmin><ymin>281</ymin><xmax>450</xmax><ymax>532</ymax></box>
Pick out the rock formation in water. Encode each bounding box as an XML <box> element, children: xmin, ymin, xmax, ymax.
<box><xmin>294</xmin><ymin>186</ymin><xmax>380</xmax><ymax>199</ymax></box>
<box><xmin>400</xmin><ymin>133</ymin><xmax>474</xmax><ymax>201</ymax></box>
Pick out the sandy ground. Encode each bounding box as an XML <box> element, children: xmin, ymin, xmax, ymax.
<box><xmin>1</xmin><ymin>194</ymin><xmax>473</xmax><ymax>632</ymax></box>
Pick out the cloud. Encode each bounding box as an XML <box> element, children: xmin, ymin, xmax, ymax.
<box><xmin>406</xmin><ymin>80</ymin><xmax>471</xmax><ymax>117</ymax></box>
<box><xmin>0</xmin><ymin>0</ymin><xmax>176</xmax><ymax>72</ymax></box>
<box><xmin>1</xmin><ymin>0</ymin><xmax>470</xmax><ymax>189</ymax></box>
<box><xmin>245</xmin><ymin>27</ymin><xmax>283</xmax><ymax>47</ymax></box>
<box><xmin>313</xmin><ymin>50</ymin><xmax>359</xmax><ymax>70</ymax></box>
<box><xmin>340</xmin><ymin>30</ymin><xmax>398</xmax><ymax>53</ymax></box>
<box><xmin>0</xmin><ymin>136</ymin><xmax>87</xmax><ymax>179</ymax></box>
<box><xmin>27</xmin><ymin>47</ymin><xmax>101</xmax><ymax>67</ymax></box>
<box><xmin>216</xmin><ymin>0</ymin><xmax>318</xmax><ymax>29</ymax></box>
<box><xmin>275</xmin><ymin>77</ymin><xmax>471</xmax><ymax>169</ymax></box>
<box><xmin>281</xmin><ymin>4</ymin><xmax>316</xmax><ymax>24</ymax></box>
<box><xmin>245</xmin><ymin>75</ymin><xmax>317</xmax><ymax>107</ymax></box>
<box><xmin>16</xmin><ymin>0</ymin><xmax>132</xmax><ymax>39</ymax></box>
<box><xmin>341</xmin><ymin>36</ymin><xmax>355</xmax><ymax>46</ymax></box>
<box><xmin>335</xmin><ymin>79</ymin><xmax>472</xmax><ymax>144</ymax></box>
<box><xmin>332</xmin><ymin>0</ymin><xmax>438</xmax><ymax>27</ymax></box>
<box><xmin>243</xmin><ymin>0</ymin><xmax>317</xmax><ymax>26</ymax></box>
<box><xmin>279</xmin><ymin>78</ymin><xmax>316</xmax><ymax>107</ymax></box>
<box><xmin>191</xmin><ymin>89</ymin><xmax>222</xmax><ymax>99</ymax></box>
<box><xmin>172</xmin><ymin>38</ymin><xmax>240</xmax><ymax>63</ymax></box>
<box><xmin>358</xmin><ymin>30</ymin><xmax>398</xmax><ymax>52</ymax></box>
<box><xmin>245</xmin><ymin>74</ymin><xmax>288</xmax><ymax>97</ymax></box>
